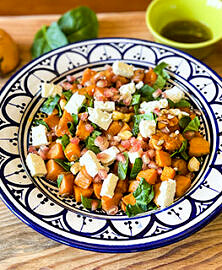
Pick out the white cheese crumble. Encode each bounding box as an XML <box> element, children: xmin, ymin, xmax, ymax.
<box><xmin>94</xmin><ymin>101</ymin><xmax>115</xmax><ymax>112</ymax></box>
<box><xmin>119</xmin><ymin>82</ymin><xmax>136</xmax><ymax>96</ymax></box>
<box><xmin>112</xmin><ymin>61</ymin><xmax>134</xmax><ymax>78</ymax></box>
<box><xmin>100</xmin><ymin>173</ymin><xmax>119</xmax><ymax>198</ymax></box>
<box><xmin>26</xmin><ymin>153</ymin><xmax>47</xmax><ymax>177</ymax></box>
<box><xmin>164</xmin><ymin>86</ymin><xmax>185</xmax><ymax>103</ymax></box>
<box><xmin>139</xmin><ymin>119</ymin><xmax>156</xmax><ymax>138</ymax></box>
<box><xmin>32</xmin><ymin>124</ymin><xmax>49</xmax><ymax>147</ymax></box>
<box><xmin>98</xmin><ymin>146</ymin><xmax>120</xmax><ymax>165</ymax></box>
<box><xmin>79</xmin><ymin>150</ymin><xmax>104</xmax><ymax>177</ymax></box>
<box><xmin>135</xmin><ymin>81</ymin><xmax>144</xmax><ymax>90</ymax></box>
<box><xmin>156</xmin><ymin>179</ymin><xmax>176</xmax><ymax>209</ymax></box>
<box><xmin>128</xmin><ymin>149</ymin><xmax>143</xmax><ymax>164</ymax></box>
<box><xmin>88</xmin><ymin>108</ymin><xmax>112</xmax><ymax>130</ymax></box>
<box><xmin>64</xmin><ymin>92</ymin><xmax>86</xmax><ymax>115</ymax></box>
<box><xmin>41</xmin><ymin>82</ymin><xmax>63</xmax><ymax>98</ymax></box>
<box><xmin>139</xmin><ymin>99</ymin><xmax>168</xmax><ymax>114</ymax></box>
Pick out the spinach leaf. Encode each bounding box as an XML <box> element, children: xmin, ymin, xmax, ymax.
<box><xmin>134</xmin><ymin>104</ymin><xmax>139</xmax><ymax>114</ymax></box>
<box><xmin>130</xmin><ymin>158</ymin><xmax>143</xmax><ymax>179</ymax></box>
<box><xmin>60</xmin><ymin>134</ymin><xmax>70</xmax><ymax>150</ymax></box>
<box><xmin>179</xmin><ymin>116</ymin><xmax>191</xmax><ymax>129</ymax></box>
<box><xmin>56</xmin><ymin>103</ymin><xmax>63</xmax><ymax>117</ymax></box>
<box><xmin>57</xmin><ymin>174</ymin><xmax>64</xmax><ymax>188</ymax></box>
<box><xmin>153</xmin><ymin>62</ymin><xmax>170</xmax><ymax>90</ymax></box>
<box><xmin>58</xmin><ymin>6</ymin><xmax>99</xmax><ymax>43</ymax></box>
<box><xmin>183</xmin><ymin>116</ymin><xmax>200</xmax><ymax>133</ymax></box>
<box><xmin>81</xmin><ymin>195</ymin><xmax>101</xmax><ymax>209</ymax></box>
<box><xmin>153</xmin><ymin>74</ymin><xmax>166</xmax><ymax>90</ymax></box>
<box><xmin>33</xmin><ymin>119</ymin><xmax>50</xmax><ymax>131</ymax></box>
<box><xmin>131</xmin><ymin>94</ymin><xmax>141</xmax><ymax>105</ymax></box>
<box><xmin>54</xmin><ymin>159</ymin><xmax>72</xmax><ymax>171</ymax></box>
<box><xmin>171</xmin><ymin>140</ymin><xmax>189</xmax><ymax>160</ymax></box>
<box><xmin>118</xmin><ymin>152</ymin><xmax>129</xmax><ymax>180</ymax></box>
<box><xmin>140</xmin><ymin>84</ymin><xmax>155</xmax><ymax>101</ymax></box>
<box><xmin>72</xmin><ymin>114</ymin><xmax>79</xmax><ymax>125</ymax></box>
<box><xmin>40</xmin><ymin>94</ymin><xmax>60</xmax><ymax>115</ymax></box>
<box><xmin>85</xmin><ymin>130</ymin><xmax>101</xmax><ymax>154</ymax></box>
<box><xmin>125</xmin><ymin>178</ymin><xmax>156</xmax><ymax>217</ymax></box>
<box><xmin>167</xmin><ymin>98</ymin><xmax>175</xmax><ymax>108</ymax></box>
<box><xmin>174</xmin><ymin>99</ymin><xmax>191</xmax><ymax>108</ymax></box>
<box><xmin>132</xmin><ymin>113</ymin><xmax>154</xmax><ymax>136</ymax></box>
<box><xmin>67</xmin><ymin>114</ymin><xmax>79</xmax><ymax>136</ymax></box>
<box><xmin>31</xmin><ymin>23</ymin><xmax>68</xmax><ymax>58</ymax></box>
<box><xmin>63</xmin><ymin>90</ymin><xmax>73</xmax><ymax>101</ymax></box>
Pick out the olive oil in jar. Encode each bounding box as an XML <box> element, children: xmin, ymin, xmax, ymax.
<box><xmin>160</xmin><ymin>20</ymin><xmax>212</xmax><ymax>43</ymax></box>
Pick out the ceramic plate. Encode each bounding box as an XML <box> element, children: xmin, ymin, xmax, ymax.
<box><xmin>0</xmin><ymin>38</ymin><xmax>221</xmax><ymax>252</ymax></box>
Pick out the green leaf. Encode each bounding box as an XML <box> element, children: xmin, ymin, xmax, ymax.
<box><xmin>56</xmin><ymin>103</ymin><xmax>63</xmax><ymax>117</ymax></box>
<box><xmin>40</xmin><ymin>94</ymin><xmax>60</xmax><ymax>115</ymax></box>
<box><xmin>130</xmin><ymin>158</ymin><xmax>143</xmax><ymax>179</ymax></box>
<box><xmin>85</xmin><ymin>130</ymin><xmax>101</xmax><ymax>154</ymax></box>
<box><xmin>54</xmin><ymin>159</ymin><xmax>72</xmax><ymax>171</ymax></box>
<box><xmin>72</xmin><ymin>114</ymin><xmax>79</xmax><ymax>125</ymax></box>
<box><xmin>132</xmin><ymin>113</ymin><xmax>154</xmax><ymax>136</ymax></box>
<box><xmin>131</xmin><ymin>94</ymin><xmax>141</xmax><ymax>105</ymax></box>
<box><xmin>31</xmin><ymin>26</ymin><xmax>51</xmax><ymax>59</ymax></box>
<box><xmin>58</xmin><ymin>6</ymin><xmax>99</xmax><ymax>43</ymax></box>
<box><xmin>118</xmin><ymin>152</ymin><xmax>129</xmax><ymax>180</ymax></box>
<box><xmin>140</xmin><ymin>84</ymin><xmax>155</xmax><ymax>101</ymax></box>
<box><xmin>60</xmin><ymin>134</ymin><xmax>70</xmax><ymax>150</ymax></box>
<box><xmin>33</xmin><ymin>119</ymin><xmax>50</xmax><ymax>131</ymax></box>
<box><xmin>134</xmin><ymin>104</ymin><xmax>139</xmax><ymax>114</ymax></box>
<box><xmin>153</xmin><ymin>62</ymin><xmax>170</xmax><ymax>80</ymax></box>
<box><xmin>167</xmin><ymin>98</ymin><xmax>175</xmax><ymax>108</ymax></box>
<box><xmin>126</xmin><ymin>202</ymin><xmax>157</xmax><ymax>217</ymax></box>
<box><xmin>171</xmin><ymin>140</ymin><xmax>188</xmax><ymax>160</ymax></box>
<box><xmin>81</xmin><ymin>195</ymin><xmax>101</xmax><ymax>209</ymax></box>
<box><xmin>153</xmin><ymin>74</ymin><xmax>166</xmax><ymax>90</ymax></box>
<box><xmin>179</xmin><ymin>116</ymin><xmax>191</xmax><ymax>129</ymax></box>
<box><xmin>174</xmin><ymin>99</ymin><xmax>191</xmax><ymax>108</ymax></box>
<box><xmin>183</xmin><ymin>116</ymin><xmax>200</xmax><ymax>133</ymax></box>
<box><xmin>63</xmin><ymin>90</ymin><xmax>73</xmax><ymax>101</ymax></box>
<box><xmin>46</xmin><ymin>22</ymin><xmax>68</xmax><ymax>50</ymax></box>
<box><xmin>57</xmin><ymin>174</ymin><xmax>64</xmax><ymax>188</ymax></box>
<box><xmin>67</xmin><ymin>114</ymin><xmax>79</xmax><ymax>136</ymax></box>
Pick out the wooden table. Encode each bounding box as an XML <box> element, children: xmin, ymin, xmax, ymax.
<box><xmin>0</xmin><ymin>12</ymin><xmax>222</xmax><ymax>270</ymax></box>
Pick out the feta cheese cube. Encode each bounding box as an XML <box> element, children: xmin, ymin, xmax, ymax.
<box><xmin>94</xmin><ymin>101</ymin><xmax>115</xmax><ymax>112</ymax></box>
<box><xmin>119</xmin><ymin>82</ymin><xmax>136</xmax><ymax>96</ymax></box>
<box><xmin>135</xmin><ymin>81</ymin><xmax>144</xmax><ymax>89</ymax></box>
<box><xmin>139</xmin><ymin>119</ymin><xmax>156</xmax><ymax>138</ymax></box>
<box><xmin>41</xmin><ymin>82</ymin><xmax>62</xmax><ymax>98</ymax></box>
<box><xmin>98</xmin><ymin>146</ymin><xmax>120</xmax><ymax>165</ymax></box>
<box><xmin>156</xmin><ymin>179</ymin><xmax>176</xmax><ymax>209</ymax></box>
<box><xmin>79</xmin><ymin>150</ymin><xmax>103</xmax><ymax>177</ymax></box>
<box><xmin>164</xmin><ymin>86</ymin><xmax>185</xmax><ymax>103</ymax></box>
<box><xmin>32</xmin><ymin>124</ymin><xmax>49</xmax><ymax>147</ymax></box>
<box><xmin>26</xmin><ymin>153</ymin><xmax>47</xmax><ymax>177</ymax></box>
<box><xmin>65</xmin><ymin>92</ymin><xmax>86</xmax><ymax>115</ymax></box>
<box><xmin>139</xmin><ymin>99</ymin><xmax>168</xmax><ymax>114</ymax></box>
<box><xmin>100</xmin><ymin>173</ymin><xmax>119</xmax><ymax>198</ymax></box>
<box><xmin>112</xmin><ymin>61</ymin><xmax>134</xmax><ymax>78</ymax></box>
<box><xmin>88</xmin><ymin>108</ymin><xmax>112</xmax><ymax>130</ymax></box>
<box><xmin>128</xmin><ymin>149</ymin><xmax>143</xmax><ymax>164</ymax></box>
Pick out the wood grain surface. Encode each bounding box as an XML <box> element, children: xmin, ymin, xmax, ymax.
<box><xmin>0</xmin><ymin>12</ymin><xmax>222</xmax><ymax>270</ymax></box>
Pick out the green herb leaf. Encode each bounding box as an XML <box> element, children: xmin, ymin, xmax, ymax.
<box><xmin>132</xmin><ymin>113</ymin><xmax>154</xmax><ymax>136</ymax></box>
<box><xmin>131</xmin><ymin>94</ymin><xmax>141</xmax><ymax>105</ymax></box>
<box><xmin>167</xmin><ymin>98</ymin><xmax>175</xmax><ymax>108</ymax></box>
<box><xmin>118</xmin><ymin>152</ymin><xmax>129</xmax><ymax>180</ymax></box>
<box><xmin>46</xmin><ymin>22</ymin><xmax>68</xmax><ymax>49</ymax></box>
<box><xmin>63</xmin><ymin>90</ymin><xmax>73</xmax><ymax>101</ymax></box>
<box><xmin>40</xmin><ymin>94</ymin><xmax>60</xmax><ymax>115</ymax></box>
<box><xmin>72</xmin><ymin>114</ymin><xmax>79</xmax><ymax>125</ymax></box>
<box><xmin>57</xmin><ymin>174</ymin><xmax>64</xmax><ymax>188</ymax></box>
<box><xmin>140</xmin><ymin>84</ymin><xmax>155</xmax><ymax>101</ymax></box>
<box><xmin>179</xmin><ymin>116</ymin><xmax>191</xmax><ymax>129</ymax></box>
<box><xmin>60</xmin><ymin>134</ymin><xmax>70</xmax><ymax>150</ymax></box>
<box><xmin>152</xmin><ymin>74</ymin><xmax>166</xmax><ymax>90</ymax></box>
<box><xmin>31</xmin><ymin>26</ymin><xmax>51</xmax><ymax>58</ymax></box>
<box><xmin>170</xmin><ymin>140</ymin><xmax>188</xmax><ymax>160</ymax></box>
<box><xmin>174</xmin><ymin>99</ymin><xmax>191</xmax><ymax>108</ymax></box>
<box><xmin>130</xmin><ymin>158</ymin><xmax>143</xmax><ymax>179</ymax></box>
<box><xmin>85</xmin><ymin>130</ymin><xmax>101</xmax><ymax>154</ymax></box>
<box><xmin>54</xmin><ymin>159</ymin><xmax>72</xmax><ymax>171</ymax></box>
<box><xmin>58</xmin><ymin>6</ymin><xmax>99</xmax><ymax>43</ymax></box>
<box><xmin>81</xmin><ymin>195</ymin><xmax>101</xmax><ymax>209</ymax></box>
<box><xmin>33</xmin><ymin>119</ymin><xmax>50</xmax><ymax>131</ymax></box>
<box><xmin>153</xmin><ymin>62</ymin><xmax>170</xmax><ymax>80</ymax></box>
<box><xmin>56</xmin><ymin>103</ymin><xmax>63</xmax><ymax>117</ymax></box>
<box><xmin>183</xmin><ymin>116</ymin><xmax>200</xmax><ymax>133</ymax></box>
<box><xmin>134</xmin><ymin>104</ymin><xmax>139</xmax><ymax>114</ymax></box>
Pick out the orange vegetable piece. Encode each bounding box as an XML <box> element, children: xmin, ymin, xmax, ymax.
<box><xmin>128</xmin><ymin>180</ymin><xmax>140</xmax><ymax>192</ymax></box>
<box><xmin>106</xmin><ymin>120</ymin><xmax>123</xmax><ymax>136</ymax></box>
<box><xmin>175</xmin><ymin>175</ymin><xmax>191</xmax><ymax>197</ymax></box>
<box><xmin>119</xmin><ymin>122</ymin><xmax>131</xmax><ymax>132</ymax></box>
<box><xmin>136</xmin><ymin>169</ymin><xmax>158</xmax><ymax>184</ymax></box>
<box><xmin>153</xmin><ymin>182</ymin><xmax>161</xmax><ymax>206</ymax></box>
<box><xmin>144</xmin><ymin>68</ymin><xmax>157</xmax><ymax>86</ymax></box>
<box><xmin>76</xmin><ymin>120</ymin><xmax>91</xmax><ymax>140</ymax></box>
<box><xmin>93</xmin><ymin>87</ymin><xmax>107</xmax><ymax>101</ymax></box>
<box><xmin>47</xmin><ymin>143</ymin><xmax>65</xmax><ymax>160</ymax></box>
<box><xmin>45</xmin><ymin>159</ymin><xmax>65</xmax><ymax>181</ymax></box>
<box><xmin>172</xmin><ymin>159</ymin><xmax>188</xmax><ymax>175</ymax></box>
<box><xmin>160</xmin><ymin>167</ymin><xmax>176</xmax><ymax>181</ymax></box>
<box><xmin>93</xmin><ymin>182</ymin><xmax>102</xmax><ymax>199</ymax></box>
<box><xmin>44</xmin><ymin>114</ymin><xmax>60</xmax><ymax>131</ymax></box>
<box><xmin>189</xmin><ymin>137</ymin><xmax>210</xmax><ymax>157</ymax></box>
<box><xmin>81</xmin><ymin>68</ymin><xmax>96</xmax><ymax>84</ymax></box>
<box><xmin>74</xmin><ymin>185</ymin><xmax>93</xmax><ymax>202</ymax></box>
<box><xmin>74</xmin><ymin>166</ymin><xmax>93</xmax><ymax>189</ymax></box>
<box><xmin>156</xmin><ymin>150</ymin><xmax>171</xmax><ymax>167</ymax></box>
<box><xmin>59</xmin><ymin>173</ymin><xmax>74</xmax><ymax>196</ymax></box>
<box><xmin>55</xmin><ymin>110</ymin><xmax>73</xmax><ymax>137</ymax></box>
<box><xmin>115</xmin><ymin>179</ymin><xmax>128</xmax><ymax>193</ymax></box>
<box><xmin>101</xmin><ymin>192</ymin><xmax>123</xmax><ymax>212</ymax></box>
<box><xmin>122</xmin><ymin>193</ymin><xmax>136</xmax><ymax>206</ymax></box>
<box><xmin>64</xmin><ymin>142</ymin><xmax>81</xmax><ymax>161</ymax></box>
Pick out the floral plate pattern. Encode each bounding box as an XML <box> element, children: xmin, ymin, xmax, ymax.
<box><xmin>0</xmin><ymin>38</ymin><xmax>221</xmax><ymax>252</ymax></box>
